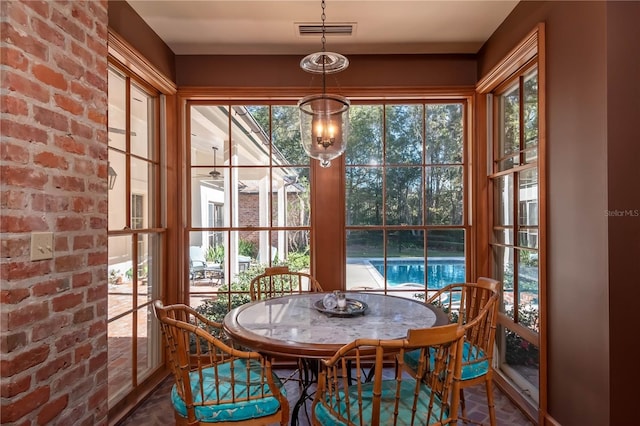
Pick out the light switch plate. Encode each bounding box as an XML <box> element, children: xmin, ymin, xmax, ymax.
<box><xmin>31</xmin><ymin>232</ymin><xmax>53</xmax><ymax>261</ymax></box>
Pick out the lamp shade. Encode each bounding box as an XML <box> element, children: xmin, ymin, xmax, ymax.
<box><xmin>298</xmin><ymin>93</ymin><xmax>350</xmax><ymax>167</ymax></box>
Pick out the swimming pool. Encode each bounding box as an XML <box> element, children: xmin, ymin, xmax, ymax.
<box><xmin>368</xmin><ymin>258</ymin><xmax>465</xmax><ymax>288</ymax></box>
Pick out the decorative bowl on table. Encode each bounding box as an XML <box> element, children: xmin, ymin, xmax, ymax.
<box><xmin>314</xmin><ymin>297</ymin><xmax>368</xmax><ymax>317</ymax></box>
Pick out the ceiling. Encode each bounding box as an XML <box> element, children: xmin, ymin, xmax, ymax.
<box><xmin>126</xmin><ymin>0</ymin><xmax>519</xmax><ymax>55</ymax></box>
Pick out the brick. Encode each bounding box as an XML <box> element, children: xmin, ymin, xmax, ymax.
<box><xmin>32</xmin><ymin>64</ymin><xmax>67</xmax><ymax>90</ymax></box>
<box><xmin>0</xmin><ymin>331</ymin><xmax>27</xmax><ymax>353</ymax></box>
<box><xmin>6</xmin><ymin>301</ymin><xmax>49</xmax><ymax>330</ymax></box>
<box><xmin>88</xmin><ymin>350</ymin><xmax>107</xmax><ymax>373</ymax></box>
<box><xmin>0</xmin><ymin>166</ymin><xmax>50</xmax><ymax>192</ymax></box>
<box><xmin>0</xmin><ymin>22</ymin><xmax>48</xmax><ymax>62</ymax></box>
<box><xmin>74</xmin><ymin>342</ymin><xmax>92</xmax><ymax>362</ymax></box>
<box><xmin>34</xmin><ymin>105</ymin><xmax>70</xmax><ymax>132</ymax></box>
<box><xmin>23</xmin><ymin>0</ymin><xmax>50</xmax><ymax>19</ymax></box>
<box><xmin>0</xmin><ymin>119</ymin><xmax>49</xmax><ymax>144</ymax></box>
<box><xmin>87</xmin><ymin>386</ymin><xmax>107</xmax><ymax>417</ymax></box>
<box><xmin>88</xmin><ymin>320</ymin><xmax>106</xmax><ymax>338</ymax></box>
<box><xmin>70</xmin><ymin>40</ymin><xmax>94</xmax><ymax>68</ymax></box>
<box><xmin>0</xmin><ymin>1</ymin><xmax>29</xmax><ymax>26</ymax></box>
<box><xmin>0</xmin><ymin>236</ymin><xmax>30</xmax><ymax>258</ymax></box>
<box><xmin>37</xmin><ymin>394</ymin><xmax>69</xmax><ymax>425</ymax></box>
<box><xmin>89</xmin><ymin>216</ymin><xmax>107</xmax><ymax>230</ymax></box>
<box><xmin>54</xmin><ymin>93</ymin><xmax>84</xmax><ymax>116</ymax></box>
<box><xmin>87</xmin><ymin>107</ymin><xmax>106</xmax><ymax>125</ymax></box>
<box><xmin>71</xmin><ymin>197</ymin><xmax>94</xmax><ymax>214</ymax></box>
<box><xmin>0</xmin><ymin>288</ymin><xmax>30</xmax><ymax>304</ymax></box>
<box><xmin>31</xmin><ymin>193</ymin><xmax>70</xmax><ymax>212</ymax></box>
<box><xmin>0</xmin><ymin>93</ymin><xmax>29</xmax><ymax>114</ymax></box>
<box><xmin>4</xmin><ymin>260</ymin><xmax>52</xmax><ymax>281</ymax></box>
<box><xmin>54</xmin><ymin>234</ymin><xmax>69</xmax><ymax>251</ymax></box>
<box><xmin>34</xmin><ymin>150</ymin><xmax>70</xmax><ymax>169</ymax></box>
<box><xmin>52</xmin><ymin>364</ymin><xmax>85</xmax><ymax>395</ymax></box>
<box><xmin>73</xmin><ymin>306</ymin><xmax>94</xmax><ymax>324</ymax></box>
<box><xmin>72</xmin><ymin>234</ymin><xmax>93</xmax><ymax>249</ymax></box>
<box><xmin>32</xmin><ymin>278</ymin><xmax>70</xmax><ymax>297</ymax></box>
<box><xmin>32</xmin><ymin>315</ymin><xmax>72</xmax><ymax>342</ymax></box>
<box><xmin>73</xmin><ymin>157</ymin><xmax>96</xmax><ymax>177</ymax></box>
<box><xmin>0</xmin><ymin>344</ymin><xmax>50</xmax><ymax>377</ymax></box>
<box><xmin>86</xmin><ymin>284</ymin><xmax>106</xmax><ymax>302</ymax></box>
<box><xmin>31</xmin><ymin>16</ymin><xmax>65</xmax><ymax>48</ymax></box>
<box><xmin>55</xmin><ymin>329</ymin><xmax>87</xmax><ymax>353</ymax></box>
<box><xmin>1</xmin><ymin>47</ymin><xmax>29</xmax><ymax>72</ymax></box>
<box><xmin>1</xmin><ymin>142</ymin><xmax>29</xmax><ymax>164</ymax></box>
<box><xmin>54</xmin><ymin>52</ymin><xmax>85</xmax><ymax>81</ymax></box>
<box><xmin>0</xmin><ymin>374</ymin><xmax>31</xmax><ymax>398</ymax></box>
<box><xmin>71</xmin><ymin>271</ymin><xmax>92</xmax><ymax>288</ymax></box>
<box><xmin>35</xmin><ymin>352</ymin><xmax>72</xmax><ymax>382</ymax></box>
<box><xmin>51</xmin><ymin>9</ymin><xmax>85</xmax><ymax>43</ymax></box>
<box><xmin>56</xmin><ymin>216</ymin><xmax>85</xmax><ymax>232</ymax></box>
<box><xmin>52</xmin><ymin>291</ymin><xmax>84</xmax><ymax>312</ymax></box>
<box><xmin>0</xmin><ymin>213</ymin><xmax>48</xmax><ymax>233</ymax></box>
<box><xmin>0</xmin><ymin>190</ymin><xmax>29</xmax><ymax>210</ymax></box>
<box><xmin>0</xmin><ymin>385</ymin><xmax>50</xmax><ymax>423</ymax></box>
<box><xmin>87</xmin><ymin>250</ymin><xmax>107</xmax><ymax>268</ymax></box>
<box><xmin>54</xmin><ymin>254</ymin><xmax>85</xmax><ymax>273</ymax></box>
<box><xmin>52</xmin><ymin>175</ymin><xmax>85</xmax><ymax>192</ymax></box>
<box><xmin>54</xmin><ymin>133</ymin><xmax>86</xmax><ymax>155</ymax></box>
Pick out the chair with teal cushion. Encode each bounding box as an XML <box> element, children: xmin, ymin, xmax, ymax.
<box><xmin>404</xmin><ymin>278</ymin><xmax>500</xmax><ymax>425</ymax></box>
<box><xmin>312</xmin><ymin>323</ymin><xmax>465</xmax><ymax>426</ymax></box>
<box><xmin>153</xmin><ymin>300</ymin><xmax>289</xmax><ymax>426</ymax></box>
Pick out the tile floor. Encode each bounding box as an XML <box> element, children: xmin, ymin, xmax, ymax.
<box><xmin>119</xmin><ymin>369</ymin><xmax>534</xmax><ymax>426</ymax></box>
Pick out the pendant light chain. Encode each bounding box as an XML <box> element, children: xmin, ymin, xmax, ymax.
<box><xmin>321</xmin><ymin>0</ymin><xmax>327</xmax><ymax>93</ymax></box>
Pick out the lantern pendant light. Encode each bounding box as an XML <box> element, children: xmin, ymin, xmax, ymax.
<box><xmin>298</xmin><ymin>0</ymin><xmax>350</xmax><ymax>168</ymax></box>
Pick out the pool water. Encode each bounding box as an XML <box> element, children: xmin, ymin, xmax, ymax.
<box><xmin>369</xmin><ymin>258</ymin><xmax>465</xmax><ymax>288</ymax></box>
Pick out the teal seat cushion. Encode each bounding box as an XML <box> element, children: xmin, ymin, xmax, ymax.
<box><xmin>404</xmin><ymin>341</ymin><xmax>489</xmax><ymax>381</ymax></box>
<box><xmin>171</xmin><ymin>359</ymin><xmax>285</xmax><ymax>422</ymax></box>
<box><xmin>314</xmin><ymin>379</ymin><xmax>448</xmax><ymax>425</ymax></box>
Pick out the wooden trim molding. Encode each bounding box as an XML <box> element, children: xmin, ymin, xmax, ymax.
<box><xmin>476</xmin><ymin>22</ymin><xmax>547</xmax><ymax>425</ymax></box>
<box><xmin>476</xmin><ymin>23</ymin><xmax>544</xmax><ymax>94</ymax></box>
<box><xmin>177</xmin><ymin>86</ymin><xmax>475</xmax><ymax>101</ymax></box>
<box><xmin>108</xmin><ymin>30</ymin><xmax>177</xmax><ymax>95</ymax></box>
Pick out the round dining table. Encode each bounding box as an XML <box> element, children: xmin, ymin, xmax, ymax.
<box><xmin>222</xmin><ymin>291</ymin><xmax>449</xmax><ymax>359</ymax></box>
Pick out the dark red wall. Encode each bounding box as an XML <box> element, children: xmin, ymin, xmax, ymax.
<box><xmin>175</xmin><ymin>54</ymin><xmax>477</xmax><ymax>88</ymax></box>
<box><xmin>479</xmin><ymin>1</ymin><xmax>640</xmax><ymax>424</ymax></box>
<box><xmin>108</xmin><ymin>0</ymin><xmax>176</xmax><ymax>81</ymax></box>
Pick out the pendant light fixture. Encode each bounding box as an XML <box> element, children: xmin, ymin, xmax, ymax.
<box><xmin>298</xmin><ymin>0</ymin><xmax>350</xmax><ymax>168</ymax></box>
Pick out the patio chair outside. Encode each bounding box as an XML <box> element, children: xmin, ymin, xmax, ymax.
<box><xmin>152</xmin><ymin>300</ymin><xmax>289</xmax><ymax>425</ymax></box>
<box><xmin>404</xmin><ymin>277</ymin><xmax>501</xmax><ymax>425</ymax></box>
<box><xmin>312</xmin><ymin>323</ymin><xmax>465</xmax><ymax>426</ymax></box>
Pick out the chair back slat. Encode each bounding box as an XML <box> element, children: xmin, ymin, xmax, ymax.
<box><xmin>152</xmin><ymin>300</ymin><xmax>289</xmax><ymax>425</ymax></box>
<box><xmin>250</xmin><ymin>266</ymin><xmax>323</xmax><ymax>301</ymax></box>
<box><xmin>312</xmin><ymin>324</ymin><xmax>465</xmax><ymax>426</ymax></box>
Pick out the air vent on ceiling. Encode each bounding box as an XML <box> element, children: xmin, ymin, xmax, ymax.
<box><xmin>297</xmin><ymin>23</ymin><xmax>354</xmax><ymax>36</ymax></box>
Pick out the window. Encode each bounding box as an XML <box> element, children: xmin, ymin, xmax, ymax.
<box><xmin>187</xmin><ymin>104</ymin><xmax>310</xmax><ymax>314</ymax></box>
<box><xmin>107</xmin><ymin>65</ymin><xmax>162</xmax><ymax>407</ymax></box>
<box><xmin>345</xmin><ymin>102</ymin><xmax>469</xmax><ymax>297</ymax></box>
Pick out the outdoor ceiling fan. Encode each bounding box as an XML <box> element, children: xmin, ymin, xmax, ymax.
<box><xmin>208</xmin><ymin>146</ymin><xmax>221</xmax><ymax>179</ymax></box>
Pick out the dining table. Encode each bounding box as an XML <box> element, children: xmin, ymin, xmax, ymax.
<box><xmin>222</xmin><ymin>291</ymin><xmax>449</xmax><ymax>424</ymax></box>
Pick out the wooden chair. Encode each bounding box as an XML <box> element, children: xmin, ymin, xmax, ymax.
<box><xmin>152</xmin><ymin>300</ymin><xmax>289</xmax><ymax>426</ymax></box>
<box><xmin>404</xmin><ymin>278</ymin><xmax>501</xmax><ymax>425</ymax></box>
<box><xmin>249</xmin><ymin>266</ymin><xmax>323</xmax><ymax>301</ymax></box>
<box><xmin>312</xmin><ymin>323</ymin><xmax>465</xmax><ymax>426</ymax></box>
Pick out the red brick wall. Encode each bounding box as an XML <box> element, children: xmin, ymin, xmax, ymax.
<box><xmin>1</xmin><ymin>1</ymin><xmax>109</xmax><ymax>424</ymax></box>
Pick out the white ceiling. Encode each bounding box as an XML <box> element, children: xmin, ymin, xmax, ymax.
<box><xmin>126</xmin><ymin>0</ymin><xmax>519</xmax><ymax>55</ymax></box>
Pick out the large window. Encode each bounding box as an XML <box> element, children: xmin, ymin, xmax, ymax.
<box><xmin>107</xmin><ymin>65</ymin><xmax>162</xmax><ymax>407</ymax></box>
<box><xmin>490</xmin><ymin>65</ymin><xmax>541</xmax><ymax>404</ymax></box>
<box><xmin>187</xmin><ymin>104</ymin><xmax>311</xmax><ymax>316</ymax></box>
<box><xmin>345</xmin><ymin>102</ymin><xmax>469</xmax><ymax>298</ymax></box>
